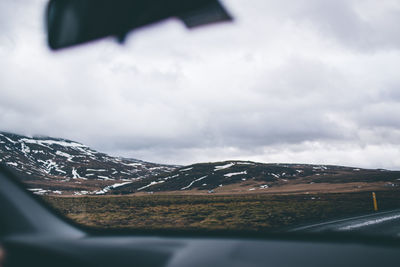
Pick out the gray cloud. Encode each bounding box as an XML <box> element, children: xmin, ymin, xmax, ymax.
<box><xmin>1</xmin><ymin>0</ymin><xmax>400</xmax><ymax>169</ymax></box>
<box><xmin>266</xmin><ymin>0</ymin><xmax>400</xmax><ymax>52</ymax></box>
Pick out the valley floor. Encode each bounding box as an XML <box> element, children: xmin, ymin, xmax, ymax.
<box><xmin>42</xmin><ymin>189</ymin><xmax>400</xmax><ymax>233</ymax></box>
<box><xmin>129</xmin><ymin>181</ymin><xmax>394</xmax><ymax>196</ymax></box>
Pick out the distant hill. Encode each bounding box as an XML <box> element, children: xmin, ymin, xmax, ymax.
<box><xmin>113</xmin><ymin>161</ymin><xmax>400</xmax><ymax>194</ymax></box>
<box><xmin>1</xmin><ymin>132</ymin><xmax>399</xmax><ymax>196</ymax></box>
<box><xmin>0</xmin><ymin>132</ymin><xmax>177</xmax><ymax>195</ymax></box>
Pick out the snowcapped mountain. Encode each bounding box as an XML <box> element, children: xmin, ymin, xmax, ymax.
<box><xmin>0</xmin><ymin>132</ymin><xmax>177</xmax><ymax>195</ymax></box>
<box><xmin>112</xmin><ymin>161</ymin><xmax>400</xmax><ymax>194</ymax></box>
<box><xmin>1</xmin><ymin>132</ymin><xmax>399</xmax><ymax>196</ymax></box>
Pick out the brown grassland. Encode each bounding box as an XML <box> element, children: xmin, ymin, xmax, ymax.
<box><xmin>43</xmin><ymin>189</ymin><xmax>400</xmax><ymax>232</ymax></box>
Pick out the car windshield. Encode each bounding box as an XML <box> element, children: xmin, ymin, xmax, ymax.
<box><xmin>1</xmin><ymin>0</ymin><xmax>400</xmax><ymax>237</ymax></box>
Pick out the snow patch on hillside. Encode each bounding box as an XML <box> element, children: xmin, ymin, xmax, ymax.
<box><xmin>224</xmin><ymin>171</ymin><xmax>247</xmax><ymax>177</ymax></box>
<box><xmin>181</xmin><ymin>176</ymin><xmax>208</xmax><ymax>190</ymax></box>
<box><xmin>137</xmin><ymin>180</ymin><xmax>165</xmax><ymax>191</ymax></box>
<box><xmin>180</xmin><ymin>167</ymin><xmax>194</xmax><ymax>172</ymax></box>
<box><xmin>214</xmin><ymin>163</ymin><xmax>235</xmax><ymax>171</ymax></box>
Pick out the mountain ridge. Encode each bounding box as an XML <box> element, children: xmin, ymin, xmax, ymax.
<box><xmin>1</xmin><ymin>132</ymin><xmax>399</xmax><ymax>196</ymax></box>
<box><xmin>0</xmin><ymin>131</ymin><xmax>177</xmax><ymax>195</ymax></box>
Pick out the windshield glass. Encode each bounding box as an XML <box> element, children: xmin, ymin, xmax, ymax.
<box><xmin>1</xmin><ymin>0</ymin><xmax>400</xmax><ymax>236</ymax></box>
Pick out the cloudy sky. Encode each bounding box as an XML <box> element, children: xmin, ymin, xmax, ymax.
<box><xmin>1</xmin><ymin>0</ymin><xmax>400</xmax><ymax>169</ymax></box>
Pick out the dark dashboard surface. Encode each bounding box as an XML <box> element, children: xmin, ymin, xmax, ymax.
<box><xmin>3</xmin><ymin>234</ymin><xmax>400</xmax><ymax>267</ymax></box>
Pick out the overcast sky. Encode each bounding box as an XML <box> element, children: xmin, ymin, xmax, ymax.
<box><xmin>1</xmin><ymin>0</ymin><xmax>400</xmax><ymax>169</ymax></box>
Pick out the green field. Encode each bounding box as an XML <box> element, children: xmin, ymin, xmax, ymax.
<box><xmin>44</xmin><ymin>190</ymin><xmax>400</xmax><ymax>232</ymax></box>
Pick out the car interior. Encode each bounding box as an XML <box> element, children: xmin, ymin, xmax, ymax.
<box><xmin>1</xmin><ymin>0</ymin><xmax>400</xmax><ymax>266</ymax></box>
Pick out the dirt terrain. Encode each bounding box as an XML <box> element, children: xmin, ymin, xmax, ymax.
<box><xmin>43</xmin><ymin>189</ymin><xmax>400</xmax><ymax>232</ymax></box>
<box><xmin>102</xmin><ymin>181</ymin><xmax>394</xmax><ymax>197</ymax></box>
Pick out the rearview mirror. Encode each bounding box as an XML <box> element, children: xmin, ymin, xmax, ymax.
<box><xmin>46</xmin><ymin>0</ymin><xmax>232</xmax><ymax>50</ymax></box>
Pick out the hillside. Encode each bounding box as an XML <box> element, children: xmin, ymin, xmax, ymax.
<box><xmin>0</xmin><ymin>132</ymin><xmax>177</xmax><ymax>195</ymax></box>
<box><xmin>113</xmin><ymin>161</ymin><xmax>400</xmax><ymax>194</ymax></box>
<box><xmin>1</xmin><ymin>132</ymin><xmax>399</xmax><ymax>196</ymax></box>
